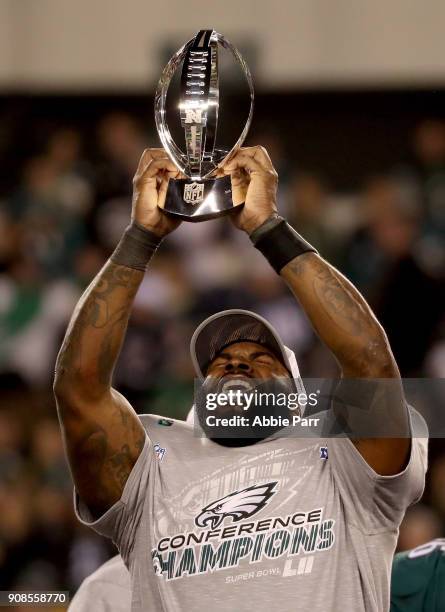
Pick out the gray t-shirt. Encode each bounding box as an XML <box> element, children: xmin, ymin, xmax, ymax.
<box><xmin>75</xmin><ymin>409</ymin><xmax>427</xmax><ymax>612</ymax></box>
<box><xmin>68</xmin><ymin>555</ymin><xmax>130</xmax><ymax>612</ymax></box>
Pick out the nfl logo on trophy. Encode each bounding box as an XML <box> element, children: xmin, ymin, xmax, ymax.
<box><xmin>183</xmin><ymin>182</ymin><xmax>205</xmax><ymax>204</ymax></box>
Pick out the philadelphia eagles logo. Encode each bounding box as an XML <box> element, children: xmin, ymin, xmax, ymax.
<box><xmin>194</xmin><ymin>482</ymin><xmax>278</xmax><ymax>529</ymax></box>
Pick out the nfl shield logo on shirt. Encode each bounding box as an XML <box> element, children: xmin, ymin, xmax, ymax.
<box><xmin>154</xmin><ymin>443</ymin><xmax>167</xmax><ymax>462</ymax></box>
<box><xmin>183</xmin><ymin>182</ymin><xmax>205</xmax><ymax>204</ymax></box>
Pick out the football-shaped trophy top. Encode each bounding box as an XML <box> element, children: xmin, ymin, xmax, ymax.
<box><xmin>154</xmin><ymin>29</ymin><xmax>254</xmax><ymax>222</ymax></box>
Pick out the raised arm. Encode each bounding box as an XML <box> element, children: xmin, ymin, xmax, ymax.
<box><xmin>224</xmin><ymin>145</ymin><xmax>410</xmax><ymax>475</ymax></box>
<box><xmin>280</xmin><ymin>253</ymin><xmax>396</xmax><ymax>378</ymax></box>
<box><xmin>54</xmin><ymin>149</ymin><xmax>181</xmax><ymax>517</ymax></box>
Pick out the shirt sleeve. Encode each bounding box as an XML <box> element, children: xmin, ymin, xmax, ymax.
<box><xmin>68</xmin><ymin>556</ymin><xmax>130</xmax><ymax>612</ymax></box>
<box><xmin>327</xmin><ymin>407</ymin><xmax>428</xmax><ymax>534</ymax></box>
<box><xmin>73</xmin><ymin>434</ymin><xmax>152</xmax><ymax>561</ymax></box>
<box><xmin>69</xmin><ymin>579</ymin><xmax>131</xmax><ymax>612</ymax></box>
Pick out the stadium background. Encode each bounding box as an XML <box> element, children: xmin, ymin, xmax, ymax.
<box><xmin>0</xmin><ymin>1</ymin><xmax>444</xmax><ymax>609</ymax></box>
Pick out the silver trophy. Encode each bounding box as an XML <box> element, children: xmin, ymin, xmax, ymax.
<box><xmin>154</xmin><ymin>30</ymin><xmax>254</xmax><ymax>222</ymax></box>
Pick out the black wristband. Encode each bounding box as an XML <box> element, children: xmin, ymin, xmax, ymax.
<box><xmin>110</xmin><ymin>221</ymin><xmax>163</xmax><ymax>271</ymax></box>
<box><xmin>250</xmin><ymin>216</ymin><xmax>318</xmax><ymax>273</ymax></box>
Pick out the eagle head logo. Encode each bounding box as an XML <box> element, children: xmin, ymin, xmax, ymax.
<box><xmin>194</xmin><ymin>482</ymin><xmax>277</xmax><ymax>529</ymax></box>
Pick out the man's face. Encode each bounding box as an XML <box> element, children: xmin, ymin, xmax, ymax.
<box><xmin>203</xmin><ymin>341</ymin><xmax>290</xmax><ymax>420</ymax></box>
<box><xmin>196</xmin><ymin>341</ymin><xmax>294</xmax><ymax>441</ymax></box>
<box><xmin>206</xmin><ymin>341</ymin><xmax>289</xmax><ymax>382</ymax></box>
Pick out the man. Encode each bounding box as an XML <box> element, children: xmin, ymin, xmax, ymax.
<box><xmin>54</xmin><ymin>146</ymin><xmax>427</xmax><ymax>611</ymax></box>
<box><xmin>391</xmin><ymin>539</ymin><xmax>445</xmax><ymax>612</ymax></box>
<box><xmin>69</xmin><ymin>555</ymin><xmax>130</xmax><ymax>612</ymax></box>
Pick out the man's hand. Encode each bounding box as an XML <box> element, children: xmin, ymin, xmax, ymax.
<box><xmin>132</xmin><ymin>148</ymin><xmax>184</xmax><ymax>238</ymax></box>
<box><xmin>222</xmin><ymin>146</ymin><xmax>278</xmax><ymax>234</ymax></box>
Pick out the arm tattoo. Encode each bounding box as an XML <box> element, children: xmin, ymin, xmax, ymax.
<box><xmin>310</xmin><ymin>260</ymin><xmax>366</xmax><ymax>337</ymax></box>
<box><xmin>284</xmin><ymin>255</ymin><xmax>407</xmax><ymax>475</ymax></box>
<box><xmin>55</xmin><ymin>261</ymin><xmax>146</xmax><ymax>513</ymax></box>
<box><xmin>284</xmin><ymin>254</ymin><xmax>395</xmax><ymax>376</ymax></box>
<box><xmin>56</xmin><ymin>262</ymin><xmax>143</xmax><ymax>386</ymax></box>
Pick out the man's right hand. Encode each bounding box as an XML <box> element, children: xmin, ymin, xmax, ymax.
<box><xmin>131</xmin><ymin>148</ymin><xmax>184</xmax><ymax>238</ymax></box>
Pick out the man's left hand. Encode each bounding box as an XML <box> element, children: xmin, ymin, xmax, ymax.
<box><xmin>222</xmin><ymin>146</ymin><xmax>278</xmax><ymax>234</ymax></box>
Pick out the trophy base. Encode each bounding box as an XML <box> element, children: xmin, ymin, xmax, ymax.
<box><xmin>161</xmin><ymin>175</ymin><xmax>243</xmax><ymax>222</ymax></box>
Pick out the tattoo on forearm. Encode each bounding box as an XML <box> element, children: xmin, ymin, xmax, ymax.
<box><xmin>97</xmin><ymin>306</ymin><xmax>129</xmax><ymax>386</ymax></box>
<box><xmin>286</xmin><ymin>256</ymin><xmax>306</xmax><ymax>277</ymax></box>
<box><xmin>285</xmin><ymin>254</ymin><xmax>394</xmax><ymax>375</ymax></box>
<box><xmin>55</xmin><ymin>262</ymin><xmax>143</xmax><ymax>383</ymax></box>
<box><xmin>288</xmin><ymin>256</ymin><xmax>368</xmax><ymax>337</ymax></box>
<box><xmin>311</xmin><ymin>263</ymin><xmax>365</xmax><ymax>337</ymax></box>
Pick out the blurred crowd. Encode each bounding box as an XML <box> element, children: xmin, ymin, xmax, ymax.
<box><xmin>0</xmin><ymin>110</ymin><xmax>444</xmax><ymax>598</ymax></box>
